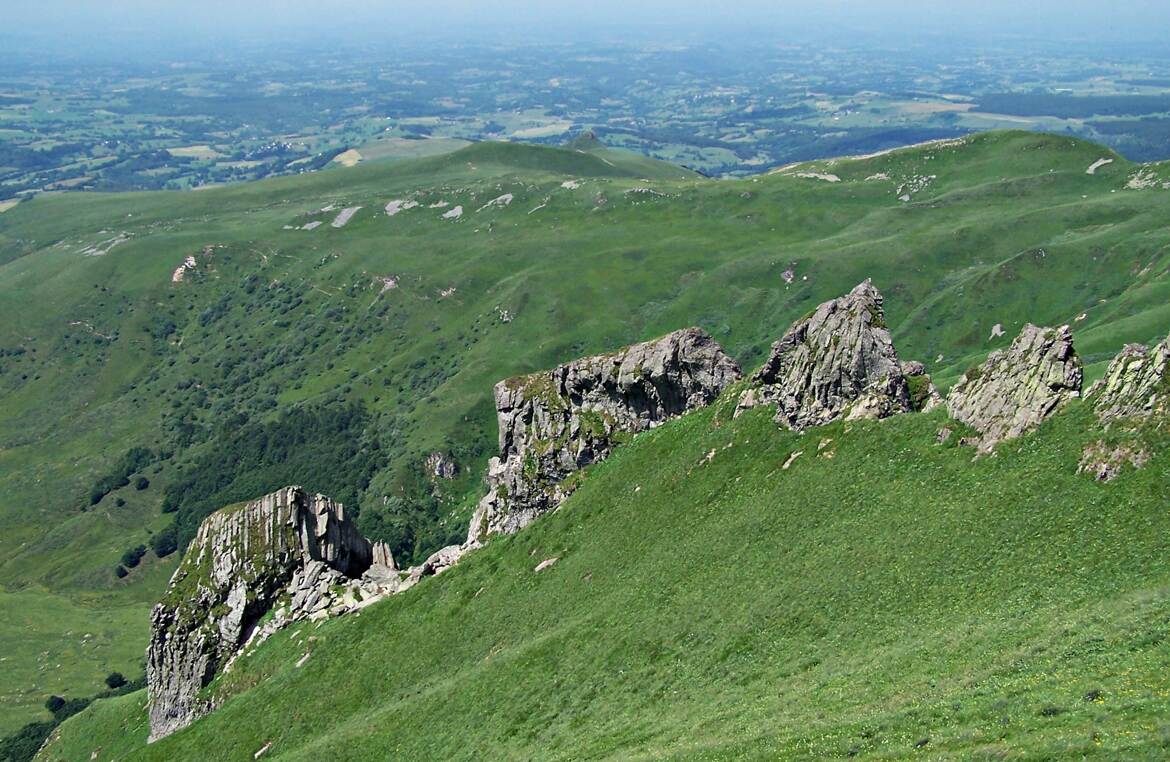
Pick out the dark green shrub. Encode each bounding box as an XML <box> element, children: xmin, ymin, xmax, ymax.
<box><xmin>120</xmin><ymin>545</ymin><xmax>146</xmax><ymax>569</ymax></box>
<box><xmin>150</xmin><ymin>525</ymin><xmax>178</xmax><ymax>558</ymax></box>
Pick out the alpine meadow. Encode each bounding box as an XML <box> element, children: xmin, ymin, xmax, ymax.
<box><xmin>3</xmin><ymin>3</ymin><xmax>1170</xmax><ymax>759</ymax></box>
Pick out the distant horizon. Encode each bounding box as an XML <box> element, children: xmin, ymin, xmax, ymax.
<box><xmin>5</xmin><ymin>0</ymin><xmax>1170</xmax><ymax>55</ymax></box>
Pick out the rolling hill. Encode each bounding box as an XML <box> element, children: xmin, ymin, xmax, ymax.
<box><xmin>3</xmin><ymin>131</ymin><xmax>1170</xmax><ymax>747</ymax></box>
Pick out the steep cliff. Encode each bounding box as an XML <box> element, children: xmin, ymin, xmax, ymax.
<box><xmin>146</xmin><ymin>486</ymin><xmax>389</xmax><ymax>741</ymax></box>
<box><xmin>735</xmin><ymin>280</ymin><xmax>916</xmax><ymax>428</ymax></box>
<box><xmin>466</xmin><ymin>327</ymin><xmax>741</xmax><ymax>542</ymax></box>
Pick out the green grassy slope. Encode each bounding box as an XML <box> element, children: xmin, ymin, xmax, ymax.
<box><xmin>42</xmin><ymin>391</ymin><xmax>1170</xmax><ymax>759</ymax></box>
<box><xmin>4</xmin><ymin>131</ymin><xmax>1170</xmax><ymax>733</ymax></box>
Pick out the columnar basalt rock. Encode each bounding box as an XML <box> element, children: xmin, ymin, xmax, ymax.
<box><xmin>146</xmin><ymin>487</ymin><xmax>390</xmax><ymax>741</ymax></box>
<box><xmin>946</xmin><ymin>324</ymin><xmax>1083</xmax><ymax>451</ymax></box>
<box><xmin>736</xmin><ymin>280</ymin><xmax>915</xmax><ymax>429</ymax></box>
<box><xmin>466</xmin><ymin>327</ymin><xmax>742</xmax><ymax>542</ymax></box>
<box><xmin>1086</xmin><ymin>334</ymin><xmax>1169</xmax><ymax>422</ymax></box>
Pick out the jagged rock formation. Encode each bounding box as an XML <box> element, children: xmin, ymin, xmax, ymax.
<box><xmin>146</xmin><ymin>487</ymin><xmax>395</xmax><ymax>741</ymax></box>
<box><xmin>736</xmin><ymin>280</ymin><xmax>916</xmax><ymax>429</ymax></box>
<box><xmin>1074</xmin><ymin>333</ymin><xmax>1168</xmax><ymax>481</ymax></box>
<box><xmin>466</xmin><ymin>327</ymin><xmax>741</xmax><ymax>542</ymax></box>
<box><xmin>946</xmin><ymin>324</ymin><xmax>1083</xmax><ymax>451</ymax></box>
<box><xmin>1086</xmin><ymin>335</ymin><xmax>1169</xmax><ymax>422</ymax></box>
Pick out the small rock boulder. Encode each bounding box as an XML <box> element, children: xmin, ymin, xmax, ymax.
<box><xmin>946</xmin><ymin>324</ymin><xmax>1083</xmax><ymax>451</ymax></box>
<box><xmin>736</xmin><ymin>280</ymin><xmax>914</xmax><ymax>429</ymax></box>
<box><xmin>424</xmin><ymin>452</ymin><xmax>459</xmax><ymax>480</ymax></box>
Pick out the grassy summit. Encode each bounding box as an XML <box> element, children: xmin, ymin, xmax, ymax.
<box><xmin>3</xmin><ymin>131</ymin><xmax>1170</xmax><ymax>734</ymax></box>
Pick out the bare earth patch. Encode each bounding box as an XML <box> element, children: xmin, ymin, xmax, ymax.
<box><xmin>442</xmin><ymin>206</ymin><xmax>464</xmax><ymax>220</ymax></box>
<box><xmin>385</xmin><ymin>199</ymin><xmax>420</xmax><ymax>216</ymax></box>
<box><xmin>172</xmin><ymin>256</ymin><xmax>197</xmax><ymax>283</ymax></box>
<box><xmin>794</xmin><ymin>172</ymin><xmax>841</xmax><ymax>183</ymax></box>
<box><xmin>0</xmin><ymin>199</ymin><xmax>20</xmax><ymax>214</ymax></box>
<box><xmin>1086</xmin><ymin>158</ymin><xmax>1113</xmax><ymax>175</ymax></box>
<box><xmin>331</xmin><ymin>207</ymin><xmax>362</xmax><ymax>228</ymax></box>
<box><xmin>476</xmin><ymin>194</ymin><xmax>513</xmax><ymax>212</ymax></box>
<box><xmin>80</xmin><ymin>232</ymin><xmax>131</xmax><ymax>256</ymax></box>
<box><xmin>332</xmin><ymin>149</ymin><xmax>362</xmax><ymax>167</ymax></box>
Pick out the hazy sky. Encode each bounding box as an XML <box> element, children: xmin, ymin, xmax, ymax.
<box><xmin>6</xmin><ymin>0</ymin><xmax>1170</xmax><ymax>48</ymax></box>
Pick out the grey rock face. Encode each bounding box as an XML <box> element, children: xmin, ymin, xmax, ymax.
<box><xmin>147</xmin><ymin>487</ymin><xmax>381</xmax><ymax>741</ymax></box>
<box><xmin>400</xmin><ymin>544</ymin><xmax>466</xmax><ymax>592</ymax></box>
<box><xmin>946</xmin><ymin>324</ymin><xmax>1083</xmax><ymax>451</ymax></box>
<box><xmin>467</xmin><ymin>327</ymin><xmax>741</xmax><ymax>542</ymax></box>
<box><xmin>424</xmin><ymin>452</ymin><xmax>459</xmax><ymax>480</ymax></box>
<box><xmin>1086</xmin><ymin>335</ymin><xmax>1169</xmax><ymax>422</ymax></box>
<box><xmin>736</xmin><ymin>280</ymin><xmax>913</xmax><ymax>429</ymax></box>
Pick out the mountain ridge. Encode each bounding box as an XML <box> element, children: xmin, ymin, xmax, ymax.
<box><xmin>3</xmin><ymin>129</ymin><xmax>1170</xmax><ymax>739</ymax></box>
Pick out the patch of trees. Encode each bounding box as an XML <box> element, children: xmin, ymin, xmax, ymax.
<box><xmin>149</xmin><ymin>524</ymin><xmax>179</xmax><ymax>558</ymax></box>
<box><xmin>160</xmin><ymin>400</ymin><xmax>385</xmax><ymax>551</ymax></box>
<box><xmin>86</xmin><ymin>447</ymin><xmax>154</xmax><ymax>506</ymax></box>
<box><xmin>1088</xmin><ymin>118</ymin><xmax>1170</xmax><ymax>162</ymax></box>
<box><xmin>120</xmin><ymin>545</ymin><xmax>147</xmax><ymax>569</ymax></box>
<box><xmin>0</xmin><ymin>676</ymin><xmax>144</xmax><ymax>762</ymax></box>
<box><xmin>976</xmin><ymin>92</ymin><xmax>1170</xmax><ymax>119</ymax></box>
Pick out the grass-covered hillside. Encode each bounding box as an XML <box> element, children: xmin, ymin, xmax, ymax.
<box><xmin>3</xmin><ymin>131</ymin><xmax>1170</xmax><ymax>734</ymax></box>
<box><xmin>42</xmin><ymin>386</ymin><xmax>1170</xmax><ymax>759</ymax></box>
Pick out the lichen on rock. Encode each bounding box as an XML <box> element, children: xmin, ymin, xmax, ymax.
<box><xmin>1086</xmin><ymin>335</ymin><xmax>1169</xmax><ymax>423</ymax></box>
<box><xmin>735</xmin><ymin>280</ymin><xmax>917</xmax><ymax>429</ymax></box>
<box><xmin>466</xmin><ymin>327</ymin><xmax>741</xmax><ymax>542</ymax></box>
<box><xmin>945</xmin><ymin>324</ymin><xmax>1083</xmax><ymax>451</ymax></box>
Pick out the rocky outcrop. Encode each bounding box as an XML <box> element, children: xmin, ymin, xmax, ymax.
<box><xmin>1086</xmin><ymin>335</ymin><xmax>1169</xmax><ymax>422</ymax></box>
<box><xmin>1073</xmin><ymin>334</ymin><xmax>1168</xmax><ymax>481</ymax></box>
<box><xmin>146</xmin><ymin>487</ymin><xmax>395</xmax><ymax>741</ymax></box>
<box><xmin>424</xmin><ymin>452</ymin><xmax>459</xmax><ymax>480</ymax></box>
<box><xmin>466</xmin><ymin>327</ymin><xmax>741</xmax><ymax>542</ymax></box>
<box><xmin>736</xmin><ymin>281</ymin><xmax>915</xmax><ymax>429</ymax></box>
<box><xmin>946</xmin><ymin>324</ymin><xmax>1083</xmax><ymax>451</ymax></box>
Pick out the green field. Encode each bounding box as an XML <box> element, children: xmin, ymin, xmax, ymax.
<box><xmin>41</xmin><ymin>391</ymin><xmax>1170</xmax><ymax>759</ymax></box>
<box><xmin>3</xmin><ymin>131</ymin><xmax>1170</xmax><ymax>745</ymax></box>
